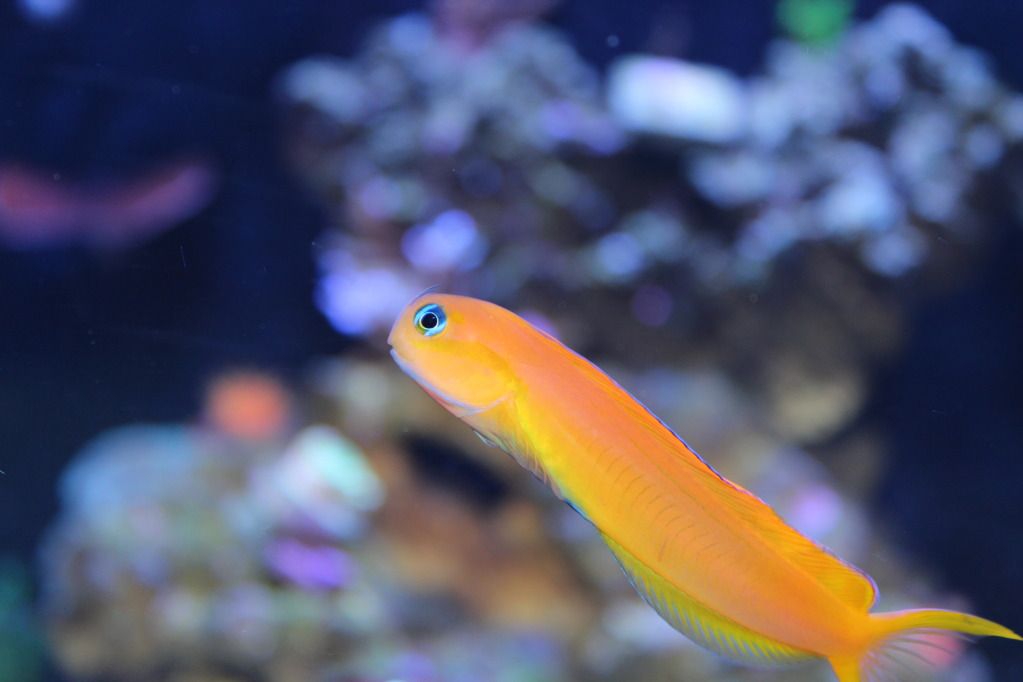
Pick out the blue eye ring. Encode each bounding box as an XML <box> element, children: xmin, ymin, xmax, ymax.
<box><xmin>413</xmin><ymin>303</ymin><xmax>446</xmax><ymax>336</ymax></box>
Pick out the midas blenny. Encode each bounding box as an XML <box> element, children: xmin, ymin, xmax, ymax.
<box><xmin>388</xmin><ymin>293</ymin><xmax>1019</xmax><ymax>682</ymax></box>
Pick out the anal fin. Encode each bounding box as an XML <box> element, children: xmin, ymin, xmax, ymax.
<box><xmin>601</xmin><ymin>532</ymin><xmax>815</xmax><ymax>667</ymax></box>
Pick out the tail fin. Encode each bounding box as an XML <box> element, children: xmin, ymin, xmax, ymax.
<box><xmin>828</xmin><ymin>609</ymin><xmax>1021</xmax><ymax>682</ymax></box>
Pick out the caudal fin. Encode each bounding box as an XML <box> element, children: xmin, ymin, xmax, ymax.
<box><xmin>828</xmin><ymin>608</ymin><xmax>1021</xmax><ymax>682</ymax></box>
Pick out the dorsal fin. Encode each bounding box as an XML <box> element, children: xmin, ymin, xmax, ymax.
<box><xmin>629</xmin><ymin>404</ymin><xmax>879</xmax><ymax>611</ymax></box>
<box><xmin>536</xmin><ymin>327</ymin><xmax>879</xmax><ymax>612</ymax></box>
<box><xmin>623</xmin><ymin>394</ymin><xmax>878</xmax><ymax>612</ymax></box>
<box><xmin>699</xmin><ymin>473</ymin><xmax>878</xmax><ymax>612</ymax></box>
<box><xmin>569</xmin><ymin>355</ymin><xmax>877</xmax><ymax>611</ymax></box>
<box><xmin>602</xmin><ymin>532</ymin><xmax>815</xmax><ymax>666</ymax></box>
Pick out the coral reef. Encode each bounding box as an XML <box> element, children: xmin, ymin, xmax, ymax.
<box><xmin>280</xmin><ymin>3</ymin><xmax>1023</xmax><ymax>678</ymax></box>
<box><xmin>282</xmin><ymin>4</ymin><xmax>1023</xmax><ymax>446</ymax></box>
<box><xmin>40</xmin><ymin>373</ymin><xmax>589</xmax><ymax>681</ymax></box>
<box><xmin>39</xmin><ymin>4</ymin><xmax>1023</xmax><ymax>681</ymax></box>
<box><xmin>312</xmin><ymin>356</ymin><xmax>991</xmax><ymax>681</ymax></box>
<box><xmin>43</xmin><ymin>363</ymin><xmax>989</xmax><ymax>681</ymax></box>
<box><xmin>40</xmin><ymin>421</ymin><xmax>383</xmax><ymax>680</ymax></box>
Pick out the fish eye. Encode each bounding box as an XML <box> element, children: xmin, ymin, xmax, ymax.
<box><xmin>413</xmin><ymin>303</ymin><xmax>446</xmax><ymax>336</ymax></box>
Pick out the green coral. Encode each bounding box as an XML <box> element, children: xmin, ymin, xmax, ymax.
<box><xmin>0</xmin><ymin>557</ymin><xmax>44</xmax><ymax>682</ymax></box>
<box><xmin>777</xmin><ymin>0</ymin><xmax>853</xmax><ymax>46</ymax></box>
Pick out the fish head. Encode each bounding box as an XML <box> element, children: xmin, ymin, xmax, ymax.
<box><xmin>388</xmin><ymin>293</ymin><xmax>517</xmax><ymax>419</ymax></box>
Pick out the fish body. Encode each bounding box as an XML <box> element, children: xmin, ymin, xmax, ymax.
<box><xmin>388</xmin><ymin>293</ymin><xmax>1019</xmax><ymax>681</ymax></box>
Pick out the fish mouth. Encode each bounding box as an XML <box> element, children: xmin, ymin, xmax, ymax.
<box><xmin>389</xmin><ymin>348</ymin><xmax>505</xmax><ymax>418</ymax></box>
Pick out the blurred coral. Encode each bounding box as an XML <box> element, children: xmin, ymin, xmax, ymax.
<box><xmin>273</xmin><ymin>4</ymin><xmax>1021</xmax><ymax>679</ymax></box>
<box><xmin>0</xmin><ymin>158</ymin><xmax>217</xmax><ymax>249</ymax></box>
<box><xmin>432</xmin><ymin>0</ymin><xmax>561</xmax><ymax>49</ymax></box>
<box><xmin>36</xmin><ymin>4</ymin><xmax>1022</xmax><ymax>681</ymax></box>
<box><xmin>310</xmin><ymin>356</ymin><xmax>993</xmax><ymax>681</ymax></box>
<box><xmin>40</xmin><ymin>415</ymin><xmax>389</xmax><ymax>680</ymax></box>
<box><xmin>39</xmin><ymin>371</ymin><xmax>589</xmax><ymax>681</ymax></box>
<box><xmin>776</xmin><ymin>0</ymin><xmax>853</xmax><ymax>46</ymax></box>
<box><xmin>204</xmin><ymin>371</ymin><xmax>294</xmax><ymax>441</ymax></box>
<box><xmin>281</xmin><ymin>4</ymin><xmax>1023</xmax><ymax>449</ymax></box>
<box><xmin>16</xmin><ymin>0</ymin><xmax>77</xmax><ymax>24</ymax></box>
<box><xmin>0</xmin><ymin>557</ymin><xmax>45</xmax><ymax>682</ymax></box>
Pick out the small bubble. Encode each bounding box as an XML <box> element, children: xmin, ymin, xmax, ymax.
<box><xmin>606</xmin><ymin>34</ymin><xmax>620</xmax><ymax>48</ymax></box>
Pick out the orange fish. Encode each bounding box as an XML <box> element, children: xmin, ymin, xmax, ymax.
<box><xmin>388</xmin><ymin>293</ymin><xmax>1019</xmax><ymax>681</ymax></box>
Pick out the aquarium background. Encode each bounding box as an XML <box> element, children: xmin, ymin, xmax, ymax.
<box><xmin>1</xmin><ymin>1</ymin><xmax>1022</xmax><ymax>680</ymax></box>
